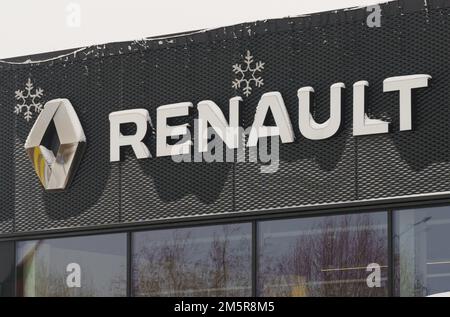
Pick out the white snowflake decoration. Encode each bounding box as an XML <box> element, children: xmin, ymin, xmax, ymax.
<box><xmin>232</xmin><ymin>50</ymin><xmax>265</xmax><ymax>97</ymax></box>
<box><xmin>14</xmin><ymin>78</ymin><xmax>45</xmax><ymax>122</ymax></box>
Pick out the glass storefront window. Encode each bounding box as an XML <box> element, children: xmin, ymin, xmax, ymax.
<box><xmin>3</xmin><ymin>206</ymin><xmax>444</xmax><ymax>297</ymax></box>
<box><xmin>0</xmin><ymin>241</ymin><xmax>14</xmax><ymax>297</ymax></box>
<box><xmin>132</xmin><ymin>223</ymin><xmax>252</xmax><ymax>296</ymax></box>
<box><xmin>394</xmin><ymin>206</ymin><xmax>450</xmax><ymax>297</ymax></box>
<box><xmin>257</xmin><ymin>212</ymin><xmax>389</xmax><ymax>296</ymax></box>
<box><xmin>16</xmin><ymin>233</ymin><xmax>127</xmax><ymax>297</ymax></box>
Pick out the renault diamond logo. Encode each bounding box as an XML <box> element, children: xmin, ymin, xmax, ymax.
<box><xmin>24</xmin><ymin>99</ymin><xmax>86</xmax><ymax>191</ymax></box>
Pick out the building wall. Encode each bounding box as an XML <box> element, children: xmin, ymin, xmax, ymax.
<box><xmin>0</xmin><ymin>0</ymin><xmax>449</xmax><ymax>239</ymax></box>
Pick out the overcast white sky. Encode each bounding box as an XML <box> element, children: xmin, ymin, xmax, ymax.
<box><xmin>0</xmin><ymin>0</ymin><xmax>393</xmax><ymax>59</ymax></box>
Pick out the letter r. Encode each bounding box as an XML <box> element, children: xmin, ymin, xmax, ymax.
<box><xmin>109</xmin><ymin>109</ymin><xmax>152</xmax><ymax>162</ymax></box>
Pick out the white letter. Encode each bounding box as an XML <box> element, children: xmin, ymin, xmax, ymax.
<box><xmin>202</xmin><ymin>127</ymin><xmax>224</xmax><ymax>163</ymax></box>
<box><xmin>366</xmin><ymin>5</ymin><xmax>381</xmax><ymax>28</ymax></box>
<box><xmin>383</xmin><ymin>74</ymin><xmax>431</xmax><ymax>131</ymax></box>
<box><xmin>247</xmin><ymin>92</ymin><xmax>294</xmax><ymax>147</ymax></box>
<box><xmin>109</xmin><ymin>109</ymin><xmax>151</xmax><ymax>162</ymax></box>
<box><xmin>366</xmin><ymin>263</ymin><xmax>381</xmax><ymax>288</ymax></box>
<box><xmin>197</xmin><ymin>97</ymin><xmax>241</xmax><ymax>152</ymax></box>
<box><xmin>66</xmin><ymin>263</ymin><xmax>81</xmax><ymax>288</ymax></box>
<box><xmin>66</xmin><ymin>2</ymin><xmax>81</xmax><ymax>28</ymax></box>
<box><xmin>259</xmin><ymin>136</ymin><xmax>279</xmax><ymax>174</ymax></box>
<box><xmin>157</xmin><ymin>102</ymin><xmax>193</xmax><ymax>157</ymax></box>
<box><xmin>298</xmin><ymin>83</ymin><xmax>344</xmax><ymax>140</ymax></box>
<box><xmin>353</xmin><ymin>81</ymin><xmax>389</xmax><ymax>136</ymax></box>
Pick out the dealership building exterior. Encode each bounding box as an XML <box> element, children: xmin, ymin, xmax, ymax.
<box><xmin>1</xmin><ymin>0</ymin><xmax>450</xmax><ymax>297</ymax></box>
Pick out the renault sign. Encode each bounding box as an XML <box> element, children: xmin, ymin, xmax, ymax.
<box><xmin>24</xmin><ymin>99</ymin><xmax>86</xmax><ymax>191</ymax></box>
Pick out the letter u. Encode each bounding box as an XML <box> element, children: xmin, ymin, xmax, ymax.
<box><xmin>298</xmin><ymin>83</ymin><xmax>344</xmax><ymax>140</ymax></box>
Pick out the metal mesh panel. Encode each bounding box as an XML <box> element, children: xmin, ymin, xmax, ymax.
<box><xmin>235</xmin><ymin>20</ymin><xmax>357</xmax><ymax>211</ymax></box>
<box><xmin>120</xmin><ymin>42</ymin><xmax>235</xmax><ymax>223</ymax></box>
<box><xmin>0</xmin><ymin>69</ymin><xmax>15</xmax><ymax>233</ymax></box>
<box><xmin>357</xmin><ymin>7</ymin><xmax>450</xmax><ymax>200</ymax></box>
<box><xmin>1</xmin><ymin>0</ymin><xmax>450</xmax><ymax>234</ymax></box>
<box><xmin>13</xmin><ymin>58</ymin><xmax>120</xmax><ymax>232</ymax></box>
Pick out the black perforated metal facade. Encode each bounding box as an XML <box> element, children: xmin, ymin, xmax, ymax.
<box><xmin>1</xmin><ymin>0</ymin><xmax>450</xmax><ymax>236</ymax></box>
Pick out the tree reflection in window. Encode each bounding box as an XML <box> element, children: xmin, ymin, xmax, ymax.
<box><xmin>258</xmin><ymin>213</ymin><xmax>388</xmax><ymax>297</ymax></box>
<box><xmin>132</xmin><ymin>223</ymin><xmax>252</xmax><ymax>296</ymax></box>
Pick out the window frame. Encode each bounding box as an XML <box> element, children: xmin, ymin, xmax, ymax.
<box><xmin>255</xmin><ymin>211</ymin><xmax>390</xmax><ymax>297</ymax></box>
<box><xmin>3</xmin><ymin>197</ymin><xmax>450</xmax><ymax>297</ymax></box>
<box><xmin>131</xmin><ymin>222</ymin><xmax>253</xmax><ymax>297</ymax></box>
<box><xmin>15</xmin><ymin>232</ymin><xmax>128</xmax><ymax>297</ymax></box>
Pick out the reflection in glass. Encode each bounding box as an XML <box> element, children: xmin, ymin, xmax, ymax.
<box><xmin>16</xmin><ymin>234</ymin><xmax>127</xmax><ymax>297</ymax></box>
<box><xmin>258</xmin><ymin>213</ymin><xmax>388</xmax><ymax>296</ymax></box>
<box><xmin>132</xmin><ymin>223</ymin><xmax>252</xmax><ymax>296</ymax></box>
<box><xmin>394</xmin><ymin>207</ymin><xmax>450</xmax><ymax>297</ymax></box>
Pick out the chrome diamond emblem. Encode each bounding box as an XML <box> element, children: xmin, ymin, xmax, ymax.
<box><xmin>24</xmin><ymin>99</ymin><xmax>86</xmax><ymax>191</ymax></box>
